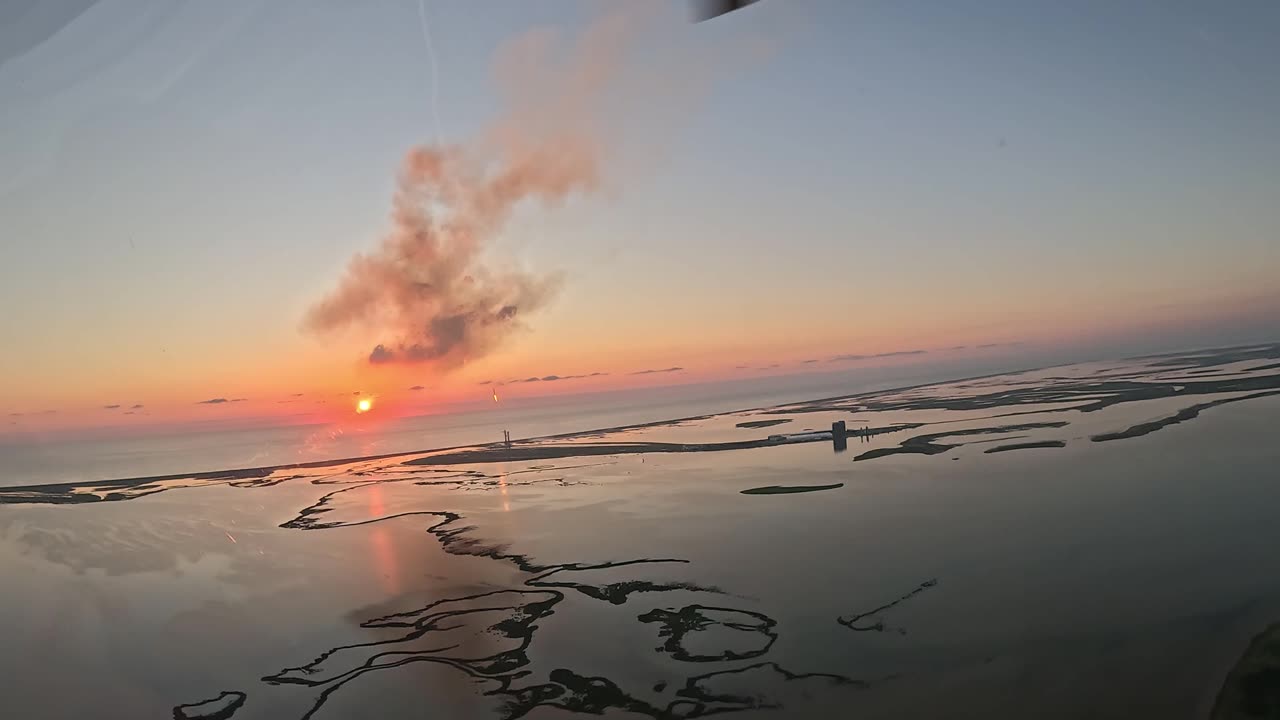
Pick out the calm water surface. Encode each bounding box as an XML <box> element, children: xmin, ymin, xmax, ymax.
<box><xmin>3</xmin><ymin>345</ymin><xmax>1279</xmax><ymax>719</ymax></box>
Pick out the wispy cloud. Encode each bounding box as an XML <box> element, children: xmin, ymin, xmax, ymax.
<box><xmin>291</xmin><ymin>393</ymin><xmax>305</xmax><ymax>397</ymax></box>
<box><xmin>629</xmin><ymin>367</ymin><xmax>684</xmax><ymax>376</ymax></box>
<box><xmin>0</xmin><ymin>0</ymin><xmax>105</xmax><ymax>69</ymax></box>
<box><xmin>409</xmin><ymin>385</ymin><xmax>425</xmax><ymax>391</ymax></box>
<box><xmin>130</xmin><ymin>404</ymin><xmax>144</xmax><ymax>409</ymax></box>
<box><xmin>802</xmin><ymin>359</ymin><xmax>819</xmax><ymax>364</ymax></box>
<box><xmin>196</xmin><ymin>397</ymin><xmax>246</xmax><ymax>405</ymax></box>
<box><xmin>103</xmin><ymin>404</ymin><xmax>121</xmax><ymax>410</ymax></box>
<box><xmin>830</xmin><ymin>349</ymin><xmax>928</xmax><ymax>362</ymax></box>
<box><xmin>506</xmin><ymin>372</ymin><xmax>609</xmax><ymax>384</ymax></box>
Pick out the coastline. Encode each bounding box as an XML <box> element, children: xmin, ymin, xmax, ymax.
<box><xmin>3</xmin><ymin>341</ymin><xmax>1278</xmax><ymax>498</ymax></box>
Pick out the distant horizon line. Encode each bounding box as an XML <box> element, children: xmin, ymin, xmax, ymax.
<box><xmin>5</xmin><ymin>336</ymin><xmax>1276</xmax><ymax>449</ymax></box>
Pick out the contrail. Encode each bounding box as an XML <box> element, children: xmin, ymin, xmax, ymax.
<box><xmin>415</xmin><ymin>0</ymin><xmax>443</xmax><ymax>144</ymax></box>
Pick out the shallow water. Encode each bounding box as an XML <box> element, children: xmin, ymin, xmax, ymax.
<box><xmin>2</xmin><ymin>344</ymin><xmax>1280</xmax><ymax>719</ymax></box>
<box><xmin>0</xmin><ymin>359</ymin><xmax>1024</xmax><ymax>488</ymax></box>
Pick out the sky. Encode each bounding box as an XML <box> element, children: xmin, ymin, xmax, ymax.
<box><xmin>2</xmin><ymin>0</ymin><xmax>1278</xmax><ymax>433</ymax></box>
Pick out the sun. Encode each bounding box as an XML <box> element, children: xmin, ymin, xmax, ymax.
<box><xmin>356</xmin><ymin>398</ymin><xmax>373</xmax><ymax>414</ymax></box>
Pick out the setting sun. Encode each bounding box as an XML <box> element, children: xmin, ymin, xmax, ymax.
<box><xmin>356</xmin><ymin>398</ymin><xmax>373</xmax><ymax>414</ymax></box>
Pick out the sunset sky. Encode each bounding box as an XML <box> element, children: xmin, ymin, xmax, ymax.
<box><xmin>2</xmin><ymin>0</ymin><xmax>1278</xmax><ymax>432</ymax></box>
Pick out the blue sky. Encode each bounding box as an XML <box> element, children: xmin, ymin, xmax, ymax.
<box><xmin>1</xmin><ymin>0</ymin><xmax>1277</xmax><ymax>426</ymax></box>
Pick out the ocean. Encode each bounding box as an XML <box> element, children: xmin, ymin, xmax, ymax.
<box><xmin>4</xmin><ymin>343</ymin><xmax>1280</xmax><ymax>719</ymax></box>
<box><xmin>0</xmin><ymin>356</ymin><xmax>1036</xmax><ymax>487</ymax></box>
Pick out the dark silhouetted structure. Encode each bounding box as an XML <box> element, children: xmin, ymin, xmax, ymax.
<box><xmin>832</xmin><ymin>420</ymin><xmax>847</xmax><ymax>453</ymax></box>
<box><xmin>692</xmin><ymin>0</ymin><xmax>761</xmax><ymax>22</ymax></box>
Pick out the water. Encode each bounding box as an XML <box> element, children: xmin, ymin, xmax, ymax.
<box><xmin>2</xmin><ymin>344</ymin><xmax>1279</xmax><ymax>719</ymax></box>
<box><xmin>0</xmin><ymin>357</ymin><xmax>1032</xmax><ymax>487</ymax></box>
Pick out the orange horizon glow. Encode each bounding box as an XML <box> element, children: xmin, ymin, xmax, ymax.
<box><xmin>5</xmin><ymin>3</ymin><xmax>1280</xmax><ymax>443</ymax></box>
<box><xmin>6</xmin><ymin>293</ymin><xmax>1278</xmax><ymax>438</ymax></box>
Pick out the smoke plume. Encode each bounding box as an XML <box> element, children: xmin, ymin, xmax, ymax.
<box><xmin>303</xmin><ymin>7</ymin><xmax>659</xmax><ymax>369</ymax></box>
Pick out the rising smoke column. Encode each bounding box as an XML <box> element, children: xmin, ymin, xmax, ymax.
<box><xmin>304</xmin><ymin>8</ymin><xmax>646</xmax><ymax>369</ymax></box>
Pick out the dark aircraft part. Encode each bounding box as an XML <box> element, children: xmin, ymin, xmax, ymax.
<box><xmin>692</xmin><ymin>0</ymin><xmax>762</xmax><ymax>22</ymax></box>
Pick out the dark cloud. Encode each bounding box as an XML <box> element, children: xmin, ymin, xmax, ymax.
<box><xmin>802</xmin><ymin>359</ymin><xmax>819</xmax><ymax>364</ymax></box>
<box><xmin>352</xmin><ymin>391</ymin><xmax>362</xmax><ymax>396</ymax></box>
<box><xmin>409</xmin><ymin>385</ymin><xmax>425</xmax><ymax>391</ymax></box>
<box><xmin>629</xmin><ymin>367</ymin><xmax>684</xmax><ymax>376</ymax></box>
<box><xmin>505</xmin><ymin>371</ymin><xmax>610</xmax><ymax>384</ymax></box>
<box><xmin>291</xmin><ymin>393</ymin><xmax>305</xmax><ymax>397</ymax></box>
<box><xmin>830</xmin><ymin>349</ymin><xmax>928</xmax><ymax>362</ymax></box>
<box><xmin>103</xmin><ymin>404</ymin><xmax>121</xmax><ymax>410</ymax></box>
<box><xmin>196</xmin><ymin>398</ymin><xmax>247</xmax><ymax>405</ymax></box>
<box><xmin>130</xmin><ymin>404</ymin><xmax>144</xmax><ymax>409</ymax></box>
<box><xmin>367</xmin><ymin>345</ymin><xmax>395</xmax><ymax>364</ymax></box>
<box><xmin>948</xmin><ymin>345</ymin><xmax>968</xmax><ymax>351</ymax></box>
